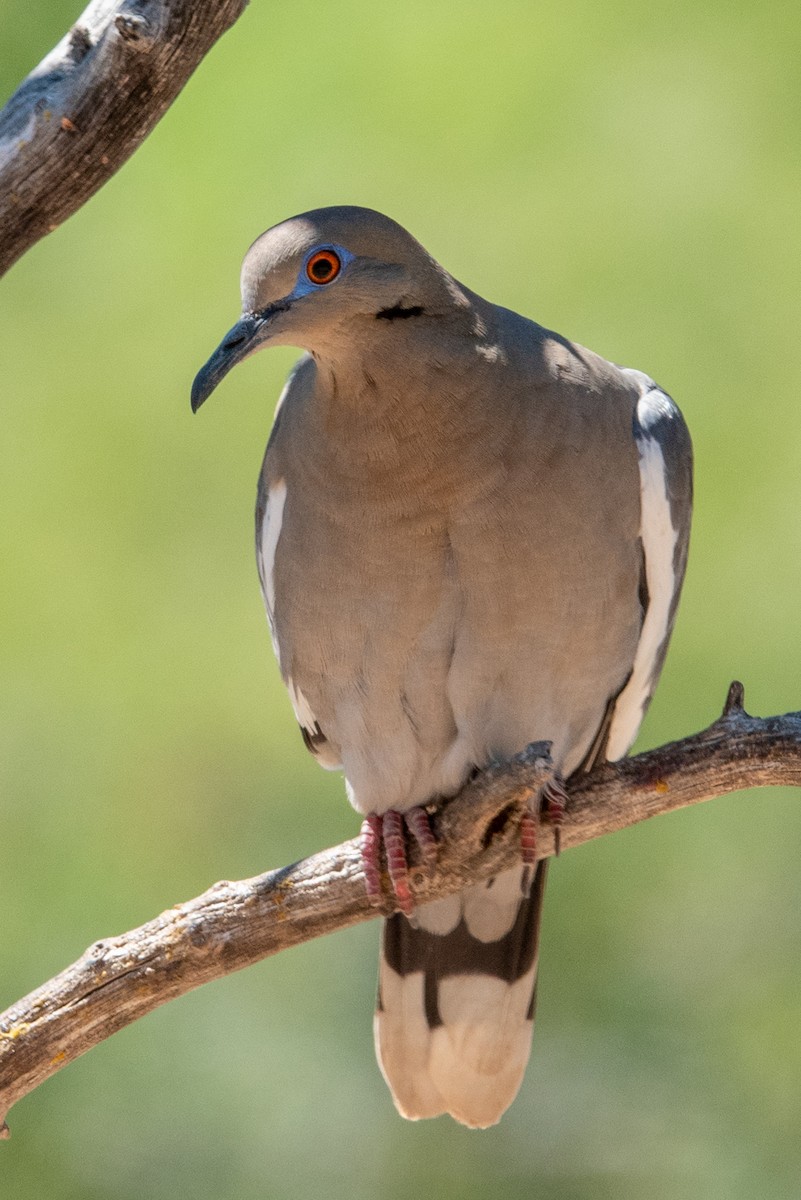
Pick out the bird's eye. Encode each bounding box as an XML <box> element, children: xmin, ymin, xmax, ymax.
<box><xmin>306</xmin><ymin>249</ymin><xmax>342</xmax><ymax>286</ymax></box>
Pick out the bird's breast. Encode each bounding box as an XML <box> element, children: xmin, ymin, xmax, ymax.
<box><xmin>260</xmin><ymin>351</ymin><xmax>643</xmax><ymax>812</ymax></box>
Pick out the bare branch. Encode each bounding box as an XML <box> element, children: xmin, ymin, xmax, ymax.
<box><xmin>2</xmin><ymin>683</ymin><xmax>800</xmax><ymax>1137</ymax></box>
<box><xmin>0</xmin><ymin>0</ymin><xmax>249</xmax><ymax>278</ymax></box>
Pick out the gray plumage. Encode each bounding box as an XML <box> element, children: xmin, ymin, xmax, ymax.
<box><xmin>192</xmin><ymin>205</ymin><xmax>692</xmax><ymax>1128</ymax></box>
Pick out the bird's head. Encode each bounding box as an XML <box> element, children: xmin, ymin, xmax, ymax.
<box><xmin>191</xmin><ymin>206</ymin><xmax>464</xmax><ymax>412</ymax></box>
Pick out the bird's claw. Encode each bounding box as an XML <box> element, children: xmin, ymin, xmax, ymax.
<box><xmin>543</xmin><ymin>775</ymin><xmax>568</xmax><ymax>856</ymax></box>
<box><xmin>520</xmin><ymin>774</ymin><xmax>569</xmax><ymax>894</ymax></box>
<box><xmin>520</xmin><ymin>805</ymin><xmax>539</xmax><ymax>897</ymax></box>
<box><xmin>360</xmin><ymin>806</ymin><xmax>438</xmax><ymax>918</ymax></box>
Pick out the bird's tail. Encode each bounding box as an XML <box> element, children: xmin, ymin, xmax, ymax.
<box><xmin>374</xmin><ymin>861</ymin><xmax>547</xmax><ymax>1128</ymax></box>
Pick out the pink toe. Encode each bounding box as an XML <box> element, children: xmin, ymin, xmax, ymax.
<box><xmin>360</xmin><ymin>814</ymin><xmax>384</xmax><ymax>906</ymax></box>
<box><xmin>404</xmin><ymin>806</ymin><xmax>438</xmax><ymax>863</ymax></box>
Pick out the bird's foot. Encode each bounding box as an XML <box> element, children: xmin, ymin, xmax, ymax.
<box><xmin>520</xmin><ymin>773</ymin><xmax>569</xmax><ymax>895</ymax></box>
<box><xmin>520</xmin><ymin>801</ymin><xmax>539</xmax><ymax>898</ymax></box>
<box><xmin>543</xmin><ymin>775</ymin><xmax>569</xmax><ymax>855</ymax></box>
<box><xmin>360</xmin><ymin>807</ymin><xmax>438</xmax><ymax>918</ymax></box>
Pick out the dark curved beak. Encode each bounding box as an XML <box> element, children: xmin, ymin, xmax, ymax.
<box><xmin>191</xmin><ymin>302</ymin><xmax>288</xmax><ymax>412</ymax></box>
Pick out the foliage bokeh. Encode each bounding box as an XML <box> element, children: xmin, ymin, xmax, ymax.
<box><xmin>2</xmin><ymin>2</ymin><xmax>801</xmax><ymax>1196</ymax></box>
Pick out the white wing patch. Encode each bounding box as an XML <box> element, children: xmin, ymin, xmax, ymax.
<box><xmin>259</xmin><ymin>479</ymin><xmax>287</xmax><ymax>664</ymax></box>
<box><xmin>606</xmin><ymin>388</ymin><xmax>680</xmax><ymax>760</ymax></box>
<box><xmin>258</xmin><ymin>479</ymin><xmax>329</xmax><ymax>751</ymax></box>
<box><xmin>287</xmin><ymin>677</ymin><xmax>317</xmax><ymax>731</ymax></box>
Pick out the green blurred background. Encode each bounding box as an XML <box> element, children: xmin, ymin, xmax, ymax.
<box><xmin>2</xmin><ymin>2</ymin><xmax>801</xmax><ymax>1196</ymax></box>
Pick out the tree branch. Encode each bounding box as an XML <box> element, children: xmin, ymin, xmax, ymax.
<box><xmin>0</xmin><ymin>0</ymin><xmax>249</xmax><ymax>278</ymax></box>
<box><xmin>2</xmin><ymin>682</ymin><xmax>800</xmax><ymax>1137</ymax></box>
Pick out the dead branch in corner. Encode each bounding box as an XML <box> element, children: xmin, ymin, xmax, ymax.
<box><xmin>0</xmin><ymin>0</ymin><xmax>248</xmax><ymax>277</ymax></box>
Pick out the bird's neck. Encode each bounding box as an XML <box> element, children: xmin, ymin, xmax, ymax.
<box><xmin>298</xmin><ymin>309</ymin><xmax>519</xmax><ymax>502</ymax></box>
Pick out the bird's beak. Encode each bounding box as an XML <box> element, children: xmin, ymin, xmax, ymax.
<box><xmin>191</xmin><ymin>302</ymin><xmax>287</xmax><ymax>412</ymax></box>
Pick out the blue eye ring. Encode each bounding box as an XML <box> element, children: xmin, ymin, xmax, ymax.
<box><xmin>305</xmin><ymin>248</ymin><xmax>341</xmax><ymax>286</ymax></box>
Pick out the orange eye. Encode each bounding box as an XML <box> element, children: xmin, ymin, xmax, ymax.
<box><xmin>306</xmin><ymin>249</ymin><xmax>342</xmax><ymax>286</ymax></box>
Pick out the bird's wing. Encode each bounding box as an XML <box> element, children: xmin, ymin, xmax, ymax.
<box><xmin>255</xmin><ymin>356</ymin><xmax>341</xmax><ymax>768</ymax></box>
<box><xmin>254</xmin><ymin>355</ymin><xmax>312</xmax><ymax>616</ymax></box>
<box><xmin>604</xmin><ymin>373</ymin><xmax>693</xmax><ymax>761</ymax></box>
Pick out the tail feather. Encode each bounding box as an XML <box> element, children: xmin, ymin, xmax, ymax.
<box><xmin>375</xmin><ymin>861</ymin><xmax>547</xmax><ymax>1128</ymax></box>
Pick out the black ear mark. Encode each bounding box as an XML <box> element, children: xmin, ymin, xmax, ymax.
<box><xmin>376</xmin><ymin>304</ymin><xmax>425</xmax><ymax>321</ymax></box>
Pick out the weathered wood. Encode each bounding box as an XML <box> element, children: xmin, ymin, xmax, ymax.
<box><xmin>1</xmin><ymin>683</ymin><xmax>800</xmax><ymax>1138</ymax></box>
<box><xmin>0</xmin><ymin>0</ymin><xmax>249</xmax><ymax>277</ymax></box>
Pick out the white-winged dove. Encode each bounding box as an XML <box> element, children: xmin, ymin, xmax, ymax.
<box><xmin>192</xmin><ymin>206</ymin><xmax>692</xmax><ymax>1128</ymax></box>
